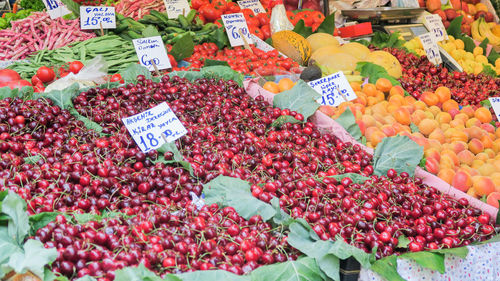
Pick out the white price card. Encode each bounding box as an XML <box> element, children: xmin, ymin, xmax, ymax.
<box><xmin>418</xmin><ymin>32</ymin><xmax>442</xmax><ymax>65</ymax></box>
<box><xmin>80</xmin><ymin>6</ymin><xmax>116</xmax><ymax>30</ymax></box>
<box><xmin>308</xmin><ymin>71</ymin><xmax>357</xmax><ymax>107</ymax></box>
<box><xmin>163</xmin><ymin>0</ymin><xmax>191</xmax><ymax>19</ymax></box>
<box><xmin>489</xmin><ymin>97</ymin><xmax>500</xmax><ymax>123</ymax></box>
<box><xmin>250</xmin><ymin>34</ymin><xmax>287</xmax><ymax>57</ymax></box>
<box><xmin>237</xmin><ymin>0</ymin><xmax>266</xmax><ymax>14</ymax></box>
<box><xmin>43</xmin><ymin>0</ymin><xmax>71</xmax><ymax>19</ymax></box>
<box><xmin>424</xmin><ymin>14</ymin><xmax>448</xmax><ymax>42</ymax></box>
<box><xmin>122</xmin><ymin>102</ymin><xmax>187</xmax><ymax>153</ymax></box>
<box><xmin>221</xmin><ymin>13</ymin><xmax>253</xmax><ymax>47</ymax></box>
<box><xmin>133</xmin><ymin>36</ymin><xmax>172</xmax><ymax>71</ymax></box>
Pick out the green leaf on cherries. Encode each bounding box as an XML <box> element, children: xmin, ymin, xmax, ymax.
<box><xmin>400</xmin><ymin>251</ymin><xmax>445</xmax><ymax>273</ymax></box>
<box><xmin>177</xmin><ymin>270</ymin><xmax>247</xmax><ymax>281</ymax></box>
<box><xmin>114</xmin><ymin>263</ymin><xmax>180</xmax><ymax>281</ymax></box>
<box><xmin>120</xmin><ymin>64</ymin><xmax>152</xmax><ymax>84</ymax></box>
<box><xmin>430</xmin><ymin>246</ymin><xmax>468</xmax><ymax>259</ymax></box>
<box><xmin>167</xmin><ymin>70</ymin><xmax>205</xmax><ymax>81</ymax></box>
<box><xmin>325</xmin><ymin>173</ymin><xmax>369</xmax><ymax>184</ymax></box>
<box><xmin>355</xmin><ymin>62</ymin><xmax>401</xmax><ymax>87</ymax></box>
<box><xmin>0</xmin><ymin>86</ymin><xmax>33</xmax><ymax>100</ymax></box>
<box><xmin>410</xmin><ymin>123</ymin><xmax>419</xmax><ymax>133</ymax></box>
<box><xmin>6</xmin><ymin>239</ymin><xmax>58</xmax><ymax>279</ymax></box>
<box><xmin>73</xmin><ymin>211</ymin><xmax>131</xmax><ymax>224</ymax></box>
<box><xmin>397</xmin><ymin>235</ymin><xmax>410</xmax><ymax>248</ymax></box>
<box><xmin>335</xmin><ymin>107</ymin><xmax>363</xmax><ymax>143</ymax></box>
<box><xmin>170</xmin><ymin>33</ymin><xmax>195</xmax><ymax>61</ymax></box>
<box><xmin>1</xmin><ymin>192</ymin><xmax>29</xmax><ymax>245</ymax></box>
<box><xmin>373</xmin><ymin>135</ymin><xmax>424</xmax><ymax>177</ymax></box>
<box><xmin>273</xmin><ymin>80</ymin><xmax>321</xmax><ymax>121</ymax></box>
<box><xmin>250</xmin><ymin>256</ymin><xmax>326</xmax><ymax>281</ymax></box>
<box><xmin>33</xmin><ymin>83</ymin><xmax>80</xmax><ymax>110</ymax></box>
<box><xmin>23</xmin><ymin>155</ymin><xmax>41</xmax><ymax>165</ymax></box>
<box><xmin>28</xmin><ymin>212</ymin><xmax>72</xmax><ymax>237</ymax></box>
<box><xmin>44</xmin><ymin>267</ymin><xmax>71</xmax><ymax>281</ymax></box>
<box><xmin>270</xmin><ymin>197</ymin><xmax>294</xmax><ymax>226</ymax></box>
<box><xmin>201</xmin><ymin>66</ymin><xmax>244</xmax><ymax>87</ymax></box>
<box><xmin>69</xmin><ymin>108</ymin><xmax>104</xmax><ymax>134</ymax></box>
<box><xmin>271</xmin><ymin>116</ymin><xmax>301</xmax><ymax>128</ymax></box>
<box><xmin>203</xmin><ymin>176</ymin><xmax>276</xmax><ymax>221</ymax></box>
<box><xmin>154</xmin><ymin>142</ymin><xmax>194</xmax><ymax>177</ymax></box>
<box><xmin>370</xmin><ymin>255</ymin><xmax>405</xmax><ymax>281</ymax></box>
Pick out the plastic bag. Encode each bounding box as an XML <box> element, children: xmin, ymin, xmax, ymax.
<box><xmin>269</xmin><ymin>1</ymin><xmax>294</xmax><ymax>34</ymax></box>
<box><xmin>44</xmin><ymin>55</ymin><xmax>109</xmax><ymax>92</ymax></box>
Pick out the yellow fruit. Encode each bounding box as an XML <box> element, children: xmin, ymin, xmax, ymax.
<box><xmin>340</xmin><ymin>42</ymin><xmax>371</xmax><ymax>60</ymax></box>
<box><xmin>310</xmin><ymin>45</ymin><xmax>342</xmax><ymax>63</ymax></box>
<box><xmin>320</xmin><ymin>52</ymin><xmax>359</xmax><ymax>73</ymax></box>
<box><xmin>272</xmin><ymin>31</ymin><xmax>311</xmax><ymax>65</ymax></box>
<box><xmin>476</xmin><ymin>55</ymin><xmax>488</xmax><ymax>64</ymax></box>
<box><xmin>365</xmin><ymin>51</ymin><xmax>402</xmax><ymax>78</ymax></box>
<box><xmin>454</xmin><ymin>39</ymin><xmax>464</xmax><ymax>50</ymax></box>
<box><xmin>306</xmin><ymin>33</ymin><xmax>340</xmax><ymax>54</ymax></box>
<box><xmin>473</xmin><ymin>46</ymin><xmax>483</xmax><ymax>56</ymax></box>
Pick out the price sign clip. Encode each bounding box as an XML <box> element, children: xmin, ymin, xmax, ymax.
<box><xmin>239</xmin><ymin>29</ymin><xmax>253</xmax><ymax>53</ymax></box>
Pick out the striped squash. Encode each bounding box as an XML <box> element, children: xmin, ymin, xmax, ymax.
<box><xmin>271</xmin><ymin>31</ymin><xmax>312</xmax><ymax>65</ymax></box>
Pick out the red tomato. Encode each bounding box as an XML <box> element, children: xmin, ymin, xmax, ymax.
<box><xmin>256</xmin><ymin>13</ymin><xmax>269</xmax><ymax>26</ymax></box>
<box><xmin>31</xmin><ymin>75</ymin><xmax>43</xmax><ymax>87</ymax></box>
<box><xmin>110</xmin><ymin>73</ymin><xmax>123</xmax><ymax>83</ymax></box>
<box><xmin>240</xmin><ymin>9</ymin><xmax>255</xmax><ymax>18</ymax></box>
<box><xmin>168</xmin><ymin>54</ymin><xmax>178</xmax><ymax>68</ymax></box>
<box><xmin>226</xmin><ymin>2</ymin><xmax>241</xmax><ymax>13</ymax></box>
<box><xmin>0</xmin><ymin>69</ymin><xmax>21</xmax><ymax>83</ymax></box>
<box><xmin>249</xmin><ymin>26</ymin><xmax>264</xmax><ymax>40</ymax></box>
<box><xmin>191</xmin><ymin>0</ymin><xmax>207</xmax><ymax>9</ymax></box>
<box><xmin>245</xmin><ymin>16</ymin><xmax>260</xmax><ymax>27</ymax></box>
<box><xmin>69</xmin><ymin>61</ymin><xmax>84</xmax><ymax>74</ymax></box>
<box><xmin>199</xmin><ymin>4</ymin><xmax>222</xmax><ymax>22</ymax></box>
<box><xmin>212</xmin><ymin>0</ymin><xmax>227</xmax><ymax>12</ymax></box>
<box><xmin>6</xmin><ymin>80</ymin><xmax>32</xmax><ymax>90</ymax></box>
<box><xmin>261</xmin><ymin>24</ymin><xmax>271</xmax><ymax>39</ymax></box>
<box><xmin>36</xmin><ymin>66</ymin><xmax>55</xmax><ymax>83</ymax></box>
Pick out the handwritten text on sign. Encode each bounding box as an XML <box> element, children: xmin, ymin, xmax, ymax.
<box><xmin>418</xmin><ymin>32</ymin><xmax>442</xmax><ymax>65</ymax></box>
<box><xmin>133</xmin><ymin>36</ymin><xmax>172</xmax><ymax>71</ymax></box>
<box><xmin>424</xmin><ymin>14</ymin><xmax>448</xmax><ymax>42</ymax></box>
<box><xmin>43</xmin><ymin>0</ymin><xmax>71</xmax><ymax>19</ymax></box>
<box><xmin>221</xmin><ymin>13</ymin><xmax>253</xmax><ymax>47</ymax></box>
<box><xmin>122</xmin><ymin>102</ymin><xmax>187</xmax><ymax>153</ymax></box>
<box><xmin>237</xmin><ymin>0</ymin><xmax>265</xmax><ymax>14</ymax></box>
<box><xmin>163</xmin><ymin>0</ymin><xmax>191</xmax><ymax>19</ymax></box>
<box><xmin>489</xmin><ymin>97</ymin><xmax>500</xmax><ymax>124</ymax></box>
<box><xmin>308</xmin><ymin>71</ymin><xmax>357</xmax><ymax>107</ymax></box>
<box><xmin>80</xmin><ymin>6</ymin><xmax>116</xmax><ymax>30</ymax></box>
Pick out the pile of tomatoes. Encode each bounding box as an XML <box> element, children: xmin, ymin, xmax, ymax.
<box><xmin>0</xmin><ymin>69</ymin><xmax>31</xmax><ymax>90</ymax></box>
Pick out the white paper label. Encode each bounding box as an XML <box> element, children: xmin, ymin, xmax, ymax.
<box><xmin>133</xmin><ymin>36</ymin><xmax>172</xmax><ymax>71</ymax></box>
<box><xmin>221</xmin><ymin>13</ymin><xmax>253</xmax><ymax>47</ymax></box>
<box><xmin>122</xmin><ymin>102</ymin><xmax>187</xmax><ymax>153</ymax></box>
<box><xmin>489</xmin><ymin>97</ymin><xmax>500</xmax><ymax>123</ymax></box>
<box><xmin>334</xmin><ymin>36</ymin><xmax>349</xmax><ymax>45</ymax></box>
<box><xmin>424</xmin><ymin>14</ymin><xmax>448</xmax><ymax>42</ymax></box>
<box><xmin>43</xmin><ymin>0</ymin><xmax>71</xmax><ymax>19</ymax></box>
<box><xmin>237</xmin><ymin>0</ymin><xmax>265</xmax><ymax>14</ymax></box>
<box><xmin>163</xmin><ymin>0</ymin><xmax>191</xmax><ymax>19</ymax></box>
<box><xmin>80</xmin><ymin>6</ymin><xmax>116</xmax><ymax>30</ymax></box>
<box><xmin>418</xmin><ymin>32</ymin><xmax>442</xmax><ymax>65</ymax></box>
<box><xmin>308</xmin><ymin>71</ymin><xmax>357</xmax><ymax>107</ymax></box>
<box><xmin>249</xmin><ymin>34</ymin><xmax>288</xmax><ymax>57</ymax></box>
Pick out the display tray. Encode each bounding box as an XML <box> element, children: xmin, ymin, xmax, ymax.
<box><xmin>341</xmin><ymin>7</ymin><xmax>425</xmax><ymax>21</ymax></box>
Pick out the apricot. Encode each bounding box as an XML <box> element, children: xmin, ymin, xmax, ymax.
<box><xmin>389</xmin><ymin>94</ymin><xmax>405</xmax><ymax>106</ymax></box>
<box><xmin>389</xmin><ymin>85</ymin><xmax>405</xmax><ymax>96</ymax></box>
<box><xmin>480</xmin><ymin>123</ymin><xmax>495</xmax><ymax>134</ymax></box>
<box><xmin>474</xmin><ymin>107</ymin><xmax>493</xmax><ymax>123</ymax></box>
<box><xmin>460</xmin><ymin>106</ymin><xmax>475</xmax><ymax>118</ymax></box>
<box><xmin>481</xmin><ymin>135</ymin><xmax>493</xmax><ymax>149</ymax></box>
<box><xmin>392</xmin><ymin>108</ymin><xmax>411</xmax><ymax>125</ymax></box>
<box><xmin>442</xmin><ymin>150</ymin><xmax>459</xmax><ymax>166</ymax></box>
<box><xmin>420</xmin><ymin>91</ymin><xmax>439</xmax><ymax>106</ymax></box>
<box><xmin>475</xmin><ymin>152</ymin><xmax>489</xmax><ymax>162</ymax></box>
<box><xmin>449</xmin><ymin>118</ymin><xmax>465</xmax><ymax>129</ymax></box>
<box><xmin>468</xmin><ymin>138</ymin><xmax>484</xmax><ymax>154</ymax></box>
<box><xmin>370</xmin><ymin>131</ymin><xmax>387</xmax><ymax>147</ymax></box>
<box><xmin>365</xmin><ymin>126</ymin><xmax>380</xmax><ymax>140</ymax></box>
<box><xmin>438</xmin><ymin>168</ymin><xmax>456</xmax><ymax>185</ymax></box>
<box><xmin>414</xmin><ymin>101</ymin><xmax>427</xmax><ymax>110</ymax></box>
<box><xmin>486</xmin><ymin>192</ymin><xmax>500</xmax><ymax>208</ymax></box>
<box><xmin>425</xmin><ymin>157</ymin><xmax>440</xmax><ymax>174</ymax></box>
<box><xmin>381</xmin><ymin>125</ymin><xmax>396</xmax><ymax>137</ymax></box>
<box><xmin>465</xmin><ymin>118</ymin><xmax>481</xmax><ymax>128</ymax></box>
<box><xmin>418</xmin><ymin>119</ymin><xmax>439</xmax><ymax>136</ymax></box>
<box><xmin>425</xmin><ymin>147</ymin><xmax>441</xmax><ymax>162</ymax></box>
<box><xmin>435</xmin><ymin>112</ymin><xmax>452</xmax><ymax>124</ymax></box>
<box><xmin>428</xmin><ymin>105</ymin><xmax>441</xmax><ymax>117</ymax></box>
<box><xmin>450</xmin><ymin>141</ymin><xmax>468</xmax><ymax>154</ymax></box>
<box><xmin>473</xmin><ymin>176</ymin><xmax>495</xmax><ymax>196</ymax></box>
<box><xmin>457</xmin><ymin>150</ymin><xmax>474</xmax><ymax>166</ymax></box>
<box><xmin>445</xmin><ymin>128</ymin><xmax>468</xmax><ymax>143</ymax></box>
<box><xmin>452</xmin><ymin>170</ymin><xmax>473</xmax><ymax>192</ymax></box>
<box><xmin>435</xmin><ymin>86</ymin><xmax>451</xmax><ymax>103</ymax></box>
<box><xmin>429</xmin><ymin>129</ymin><xmax>445</xmax><ymax>144</ymax></box>
<box><xmin>465</xmin><ymin>127</ymin><xmax>484</xmax><ymax>140</ymax></box>
<box><xmin>442</xmin><ymin>99</ymin><xmax>459</xmax><ymax>113</ymax></box>
<box><xmin>361</xmin><ymin>115</ymin><xmax>377</xmax><ymax>128</ymax></box>
<box><xmin>477</xmin><ymin>163</ymin><xmax>496</xmax><ymax>176</ymax></box>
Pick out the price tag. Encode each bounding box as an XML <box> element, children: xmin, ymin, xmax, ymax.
<box><xmin>334</xmin><ymin>36</ymin><xmax>349</xmax><ymax>45</ymax></box>
<box><xmin>489</xmin><ymin>97</ymin><xmax>500</xmax><ymax>123</ymax></box>
<box><xmin>418</xmin><ymin>32</ymin><xmax>442</xmax><ymax>65</ymax></box>
<box><xmin>132</xmin><ymin>36</ymin><xmax>172</xmax><ymax>71</ymax></box>
<box><xmin>163</xmin><ymin>0</ymin><xmax>191</xmax><ymax>19</ymax></box>
<box><xmin>221</xmin><ymin>13</ymin><xmax>253</xmax><ymax>47</ymax></box>
<box><xmin>122</xmin><ymin>102</ymin><xmax>187</xmax><ymax>153</ymax></box>
<box><xmin>80</xmin><ymin>6</ymin><xmax>116</xmax><ymax>30</ymax></box>
<box><xmin>308</xmin><ymin>71</ymin><xmax>357</xmax><ymax>107</ymax></box>
<box><xmin>237</xmin><ymin>0</ymin><xmax>265</xmax><ymax>14</ymax></box>
<box><xmin>43</xmin><ymin>0</ymin><xmax>71</xmax><ymax>19</ymax></box>
<box><xmin>250</xmin><ymin>34</ymin><xmax>287</xmax><ymax>57</ymax></box>
<box><xmin>424</xmin><ymin>14</ymin><xmax>448</xmax><ymax>42</ymax></box>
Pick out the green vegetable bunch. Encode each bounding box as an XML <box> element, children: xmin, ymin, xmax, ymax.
<box><xmin>19</xmin><ymin>0</ymin><xmax>45</xmax><ymax>11</ymax></box>
<box><xmin>0</xmin><ymin>9</ymin><xmax>34</xmax><ymax>30</ymax></box>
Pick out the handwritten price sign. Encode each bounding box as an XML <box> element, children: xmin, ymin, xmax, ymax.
<box><xmin>308</xmin><ymin>71</ymin><xmax>357</xmax><ymax>107</ymax></box>
<box><xmin>489</xmin><ymin>97</ymin><xmax>500</xmax><ymax>124</ymax></box>
<box><xmin>163</xmin><ymin>0</ymin><xmax>191</xmax><ymax>19</ymax></box>
<box><xmin>237</xmin><ymin>0</ymin><xmax>265</xmax><ymax>14</ymax></box>
<box><xmin>43</xmin><ymin>0</ymin><xmax>71</xmax><ymax>19</ymax></box>
<box><xmin>424</xmin><ymin>14</ymin><xmax>448</xmax><ymax>42</ymax></box>
<box><xmin>418</xmin><ymin>32</ymin><xmax>442</xmax><ymax>66</ymax></box>
<box><xmin>132</xmin><ymin>36</ymin><xmax>171</xmax><ymax>71</ymax></box>
<box><xmin>122</xmin><ymin>102</ymin><xmax>187</xmax><ymax>153</ymax></box>
<box><xmin>80</xmin><ymin>6</ymin><xmax>116</xmax><ymax>30</ymax></box>
<box><xmin>221</xmin><ymin>13</ymin><xmax>253</xmax><ymax>47</ymax></box>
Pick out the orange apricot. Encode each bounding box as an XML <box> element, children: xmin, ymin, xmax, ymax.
<box><xmin>429</xmin><ymin>129</ymin><xmax>446</xmax><ymax>144</ymax></box>
<box><xmin>392</xmin><ymin>108</ymin><xmax>411</xmax><ymax>125</ymax></box>
<box><xmin>435</xmin><ymin>112</ymin><xmax>452</xmax><ymax>124</ymax></box>
<box><xmin>417</xmin><ymin>119</ymin><xmax>439</xmax><ymax>136</ymax></box>
<box><xmin>473</xmin><ymin>177</ymin><xmax>495</xmax><ymax>196</ymax></box>
<box><xmin>468</xmin><ymin>138</ymin><xmax>484</xmax><ymax>154</ymax></box>
<box><xmin>481</xmin><ymin>135</ymin><xmax>493</xmax><ymax>149</ymax></box>
<box><xmin>375</xmin><ymin>78</ymin><xmax>393</xmax><ymax>93</ymax></box>
<box><xmin>442</xmin><ymin>99</ymin><xmax>459</xmax><ymax>113</ymax></box>
<box><xmin>370</xmin><ymin>131</ymin><xmax>387</xmax><ymax>147</ymax></box>
<box><xmin>425</xmin><ymin>157</ymin><xmax>440</xmax><ymax>174</ymax></box>
<box><xmin>263</xmin><ymin>81</ymin><xmax>280</xmax><ymax>93</ymax></box>
<box><xmin>465</xmin><ymin>117</ymin><xmax>481</xmax><ymax>128</ymax></box>
<box><xmin>457</xmin><ymin>150</ymin><xmax>475</xmax><ymax>166</ymax></box>
<box><xmin>420</xmin><ymin>91</ymin><xmax>439</xmax><ymax>106</ymax></box>
<box><xmin>477</xmin><ymin>163</ymin><xmax>496</xmax><ymax>176</ymax></box>
<box><xmin>362</xmin><ymin>83</ymin><xmax>378</xmax><ymax>97</ymax></box>
<box><xmin>486</xmin><ymin>192</ymin><xmax>500</xmax><ymax>208</ymax></box>
<box><xmin>480</xmin><ymin>123</ymin><xmax>495</xmax><ymax>134</ymax></box>
<box><xmin>450</xmin><ymin>141</ymin><xmax>468</xmax><ymax>154</ymax></box>
<box><xmin>278</xmin><ymin>78</ymin><xmax>295</xmax><ymax>92</ymax></box>
<box><xmin>381</xmin><ymin>125</ymin><xmax>396</xmax><ymax>137</ymax></box>
<box><xmin>389</xmin><ymin>85</ymin><xmax>405</xmax><ymax>96</ymax></box>
<box><xmin>438</xmin><ymin>168</ymin><xmax>456</xmax><ymax>185</ymax></box>
<box><xmin>452</xmin><ymin>170</ymin><xmax>473</xmax><ymax>192</ymax></box>
<box><xmin>350</xmin><ymin>81</ymin><xmax>362</xmax><ymax>92</ymax></box>
<box><xmin>465</xmin><ymin>127</ymin><xmax>484</xmax><ymax>140</ymax></box>
<box><xmin>435</xmin><ymin>86</ymin><xmax>451</xmax><ymax>103</ymax></box>
<box><xmin>474</xmin><ymin>107</ymin><xmax>493</xmax><ymax>123</ymax></box>
<box><xmin>460</xmin><ymin>106</ymin><xmax>475</xmax><ymax>118</ymax></box>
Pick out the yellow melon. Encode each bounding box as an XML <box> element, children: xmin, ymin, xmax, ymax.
<box><xmin>310</xmin><ymin>45</ymin><xmax>343</xmax><ymax>63</ymax></box>
<box><xmin>320</xmin><ymin>52</ymin><xmax>359</xmax><ymax>73</ymax></box>
<box><xmin>340</xmin><ymin>42</ymin><xmax>371</xmax><ymax>60</ymax></box>
<box><xmin>306</xmin><ymin>33</ymin><xmax>340</xmax><ymax>53</ymax></box>
<box><xmin>272</xmin><ymin>30</ymin><xmax>311</xmax><ymax>65</ymax></box>
<box><xmin>364</xmin><ymin>51</ymin><xmax>403</xmax><ymax>78</ymax></box>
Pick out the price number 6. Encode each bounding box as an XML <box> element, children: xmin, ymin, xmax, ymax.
<box><xmin>230</xmin><ymin>25</ymin><xmax>248</xmax><ymax>40</ymax></box>
<box><xmin>141</xmin><ymin>55</ymin><xmax>160</xmax><ymax>66</ymax></box>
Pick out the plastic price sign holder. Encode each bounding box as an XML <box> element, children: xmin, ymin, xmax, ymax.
<box><xmin>163</xmin><ymin>0</ymin><xmax>191</xmax><ymax>18</ymax></box>
<box><xmin>308</xmin><ymin>71</ymin><xmax>357</xmax><ymax>107</ymax></box>
<box><xmin>80</xmin><ymin>6</ymin><xmax>116</xmax><ymax>30</ymax></box>
<box><xmin>489</xmin><ymin>97</ymin><xmax>500</xmax><ymax>124</ymax></box>
<box><xmin>133</xmin><ymin>36</ymin><xmax>172</xmax><ymax>71</ymax></box>
<box><xmin>221</xmin><ymin>13</ymin><xmax>253</xmax><ymax>47</ymax></box>
<box><xmin>424</xmin><ymin>14</ymin><xmax>448</xmax><ymax>42</ymax></box>
<box><xmin>43</xmin><ymin>0</ymin><xmax>71</xmax><ymax>19</ymax></box>
<box><xmin>122</xmin><ymin>102</ymin><xmax>187</xmax><ymax>153</ymax></box>
<box><xmin>418</xmin><ymin>32</ymin><xmax>442</xmax><ymax>66</ymax></box>
<box><xmin>237</xmin><ymin>0</ymin><xmax>265</xmax><ymax>14</ymax></box>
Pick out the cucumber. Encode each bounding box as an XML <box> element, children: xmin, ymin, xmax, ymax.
<box><xmin>150</xmin><ymin>10</ymin><xmax>170</xmax><ymax>23</ymax></box>
<box><xmin>127</xmin><ymin>30</ymin><xmax>142</xmax><ymax>39</ymax></box>
<box><xmin>185</xmin><ymin>9</ymin><xmax>196</xmax><ymax>23</ymax></box>
<box><xmin>178</xmin><ymin>15</ymin><xmax>189</xmax><ymax>29</ymax></box>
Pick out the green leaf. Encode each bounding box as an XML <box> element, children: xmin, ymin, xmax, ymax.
<box><xmin>121</xmin><ymin>64</ymin><xmax>152</xmax><ymax>84</ymax></box>
<box><xmin>44</xmin><ymin>267</ymin><xmax>70</xmax><ymax>281</ymax></box>
<box><xmin>60</xmin><ymin>0</ymin><xmax>81</xmax><ymax>17</ymax></box>
<box><xmin>430</xmin><ymin>246</ymin><xmax>468</xmax><ymax>259</ymax></box>
<box><xmin>7</xmin><ymin>239</ymin><xmax>58</xmax><ymax>278</ymax></box>
<box><xmin>33</xmin><ymin>83</ymin><xmax>80</xmax><ymax>110</ymax></box>
<box><xmin>0</xmin><ymin>228</ymin><xmax>23</xmax><ymax>266</ymax></box>
<box><xmin>73</xmin><ymin>211</ymin><xmax>128</xmax><ymax>224</ymax></box>
<box><xmin>410</xmin><ymin>123</ymin><xmax>419</xmax><ymax>133</ymax></box>
<box><xmin>316</xmin><ymin>254</ymin><xmax>339</xmax><ymax>281</ymax></box>
<box><xmin>369</xmin><ymin>32</ymin><xmax>405</xmax><ymax>49</ymax></box>
<box><xmin>292</xmin><ymin>20</ymin><xmax>313</xmax><ymax>39</ymax></box>
<box><xmin>114</xmin><ymin>263</ymin><xmax>181</xmax><ymax>281</ymax></box>
<box><xmin>69</xmin><ymin>108</ymin><xmax>104</xmax><ymax>134</ymax></box>
<box><xmin>213</xmin><ymin>27</ymin><xmax>230</xmax><ymax>49</ymax></box>
<box><xmin>273</xmin><ymin>80</ymin><xmax>321</xmax><ymax>121</ymax></box>
<box><xmin>142</xmin><ymin>25</ymin><xmax>161</xmax><ymax>38</ymax></box>
<box><xmin>270</xmin><ymin>116</ymin><xmax>301</xmax><ymax>128</ymax></box>
<box><xmin>400</xmin><ymin>251</ymin><xmax>445</xmax><ymax>273</ymax></box>
<box><xmin>200</xmin><ymin>66</ymin><xmax>244</xmax><ymax>87</ymax></box>
<box><xmin>479</xmin><ymin>37</ymin><xmax>489</xmax><ymax>50</ymax></box>
<box><xmin>23</xmin><ymin>155</ymin><xmax>41</xmax><ymax>165</ymax></box>
<box><xmin>327</xmin><ymin>173</ymin><xmax>369</xmax><ymax>184</ymax></box>
<box><xmin>1</xmin><ymin>192</ymin><xmax>29</xmax><ymax>244</ymax></box>
<box><xmin>170</xmin><ymin>33</ymin><xmax>195</xmax><ymax>61</ymax></box>
<box><xmin>328</xmin><ymin>239</ymin><xmax>371</xmax><ymax>268</ymax></box>
<box><xmin>335</xmin><ymin>107</ymin><xmax>362</xmax><ymax>142</ymax></box>
<box><xmin>356</xmin><ymin>62</ymin><xmax>401</xmax><ymax>86</ymax></box>
<box><xmin>373</xmin><ymin>135</ymin><xmax>424</xmax><ymax>177</ymax></box>
<box><xmin>370</xmin><ymin>255</ymin><xmax>405</xmax><ymax>281</ymax></box>
<box><xmin>167</xmin><ymin>70</ymin><xmax>204</xmax><ymax>81</ymax></box>
<box><xmin>446</xmin><ymin>16</ymin><xmax>463</xmax><ymax>38</ymax></box>
<box><xmin>154</xmin><ymin>142</ymin><xmax>194</xmax><ymax>176</ymax></box>
<box><xmin>270</xmin><ymin>197</ymin><xmax>294</xmax><ymax>226</ymax></box>
<box><xmin>462</xmin><ymin>36</ymin><xmax>476</xmax><ymax>53</ymax></box>
<box><xmin>177</xmin><ymin>270</ymin><xmax>248</xmax><ymax>281</ymax></box>
<box><xmin>157</xmin><ymin>142</ymin><xmax>182</xmax><ymax>162</ymax></box>
<box><xmin>203</xmin><ymin>176</ymin><xmax>276</xmax><ymax>221</ymax></box>
<box><xmin>487</xmin><ymin>49</ymin><xmax>500</xmax><ymax>65</ymax></box>
<box><xmin>481</xmin><ymin>99</ymin><xmax>492</xmax><ymax>109</ymax></box>
<box><xmin>250</xmin><ymin>256</ymin><xmax>326</xmax><ymax>281</ymax></box>
<box><xmin>481</xmin><ymin>64</ymin><xmax>498</xmax><ymax>78</ymax></box>
<box><xmin>29</xmin><ymin>212</ymin><xmax>68</xmax><ymax>236</ymax></box>
<box><xmin>419</xmin><ymin>157</ymin><xmax>427</xmax><ymax>169</ymax></box>
<box><xmin>397</xmin><ymin>235</ymin><xmax>410</xmax><ymax>248</ymax></box>
<box><xmin>74</xmin><ymin>276</ymin><xmax>98</xmax><ymax>281</ymax></box>
<box><xmin>0</xmin><ymin>86</ymin><xmax>18</xmax><ymax>99</ymax></box>
<box><xmin>316</xmin><ymin>13</ymin><xmax>335</xmax><ymax>35</ymax></box>
<box><xmin>204</xmin><ymin>59</ymin><xmax>230</xmax><ymax>67</ymax></box>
